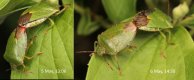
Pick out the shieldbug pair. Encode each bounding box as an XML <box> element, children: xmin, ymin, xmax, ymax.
<box><xmin>3</xmin><ymin>1</ymin><xmax>68</xmax><ymax>71</ymax></box>
<box><xmin>94</xmin><ymin>8</ymin><xmax>173</xmax><ymax>74</ymax></box>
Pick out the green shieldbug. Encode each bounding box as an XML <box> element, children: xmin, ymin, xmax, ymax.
<box><xmin>133</xmin><ymin>8</ymin><xmax>173</xmax><ymax>58</ymax></box>
<box><xmin>4</xmin><ymin>26</ymin><xmax>28</xmax><ymax>69</ymax></box>
<box><xmin>95</xmin><ymin>21</ymin><xmax>137</xmax><ymax>56</ymax></box>
<box><xmin>4</xmin><ymin>30</ymin><xmax>27</xmax><ymax>68</ymax></box>
<box><xmin>20</xmin><ymin>1</ymin><xmax>67</xmax><ymax>28</ymax></box>
<box><xmin>4</xmin><ymin>12</ymin><xmax>32</xmax><ymax>69</ymax></box>
<box><xmin>95</xmin><ymin>8</ymin><xmax>173</xmax><ymax>56</ymax></box>
<box><xmin>93</xmin><ymin>8</ymin><xmax>173</xmax><ymax>74</ymax></box>
<box><xmin>94</xmin><ymin>21</ymin><xmax>137</xmax><ymax>74</ymax></box>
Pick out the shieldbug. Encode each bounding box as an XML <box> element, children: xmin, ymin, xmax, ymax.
<box><xmin>20</xmin><ymin>1</ymin><xmax>68</xmax><ymax>28</ymax></box>
<box><xmin>133</xmin><ymin>8</ymin><xmax>173</xmax><ymax>58</ymax></box>
<box><xmin>95</xmin><ymin>21</ymin><xmax>137</xmax><ymax>56</ymax></box>
<box><xmin>4</xmin><ymin>13</ymin><xmax>31</xmax><ymax>69</ymax></box>
<box><xmin>95</xmin><ymin>9</ymin><xmax>172</xmax><ymax>56</ymax></box>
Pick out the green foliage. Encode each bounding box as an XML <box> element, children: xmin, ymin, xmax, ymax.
<box><xmin>76</xmin><ymin>0</ymin><xmax>137</xmax><ymax>36</ymax></box>
<box><xmin>77</xmin><ymin>9</ymin><xmax>100</xmax><ymax>36</ymax></box>
<box><xmin>145</xmin><ymin>0</ymin><xmax>170</xmax><ymax>13</ymax></box>
<box><xmin>86</xmin><ymin>26</ymin><xmax>194</xmax><ymax>80</ymax></box>
<box><xmin>0</xmin><ymin>0</ymin><xmax>10</xmax><ymax>10</ymax></box>
<box><xmin>22</xmin><ymin>2</ymin><xmax>59</xmax><ymax>22</ymax></box>
<box><xmin>180</xmin><ymin>14</ymin><xmax>194</xmax><ymax>26</ymax></box>
<box><xmin>0</xmin><ymin>0</ymin><xmax>38</xmax><ymax>24</ymax></box>
<box><xmin>62</xmin><ymin>0</ymin><xmax>73</xmax><ymax>4</ymax></box>
<box><xmin>10</xmin><ymin>4</ymin><xmax>73</xmax><ymax>79</ymax></box>
<box><xmin>185</xmin><ymin>49</ymin><xmax>194</xmax><ymax>80</ymax></box>
<box><xmin>102</xmin><ymin>0</ymin><xmax>136</xmax><ymax>23</ymax></box>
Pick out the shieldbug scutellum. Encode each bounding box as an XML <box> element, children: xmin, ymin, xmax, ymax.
<box><xmin>93</xmin><ymin>8</ymin><xmax>173</xmax><ymax>74</ymax></box>
<box><xmin>3</xmin><ymin>1</ymin><xmax>67</xmax><ymax>70</ymax></box>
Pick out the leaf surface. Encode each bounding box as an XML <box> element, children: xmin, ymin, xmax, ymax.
<box><xmin>0</xmin><ymin>0</ymin><xmax>9</xmax><ymax>10</ymax></box>
<box><xmin>86</xmin><ymin>26</ymin><xmax>194</xmax><ymax>80</ymax></box>
<box><xmin>102</xmin><ymin>0</ymin><xmax>136</xmax><ymax>23</ymax></box>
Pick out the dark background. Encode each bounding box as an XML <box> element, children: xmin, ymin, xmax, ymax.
<box><xmin>74</xmin><ymin>0</ymin><xmax>106</xmax><ymax>79</ymax></box>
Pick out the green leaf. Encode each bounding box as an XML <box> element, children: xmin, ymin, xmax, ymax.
<box><xmin>77</xmin><ymin>9</ymin><xmax>100</xmax><ymax>36</ymax></box>
<box><xmin>10</xmin><ymin>4</ymin><xmax>73</xmax><ymax>79</ymax></box>
<box><xmin>0</xmin><ymin>0</ymin><xmax>10</xmax><ymax>10</ymax></box>
<box><xmin>86</xmin><ymin>26</ymin><xmax>194</xmax><ymax>80</ymax></box>
<box><xmin>0</xmin><ymin>0</ymin><xmax>38</xmax><ymax>24</ymax></box>
<box><xmin>101</xmin><ymin>0</ymin><xmax>136</xmax><ymax>23</ymax></box>
<box><xmin>185</xmin><ymin>48</ymin><xmax>194</xmax><ymax>80</ymax></box>
<box><xmin>179</xmin><ymin>14</ymin><xmax>194</xmax><ymax>35</ymax></box>
<box><xmin>62</xmin><ymin>0</ymin><xmax>73</xmax><ymax>4</ymax></box>
<box><xmin>145</xmin><ymin>0</ymin><xmax>170</xmax><ymax>14</ymax></box>
<box><xmin>180</xmin><ymin>14</ymin><xmax>194</xmax><ymax>26</ymax></box>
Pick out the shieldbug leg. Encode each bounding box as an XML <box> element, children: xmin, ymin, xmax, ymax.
<box><xmin>21</xmin><ymin>64</ymin><xmax>30</xmax><ymax>73</ymax></box>
<box><xmin>91</xmin><ymin>41</ymin><xmax>98</xmax><ymax>57</ymax></box>
<box><xmin>89</xmin><ymin>53</ymin><xmax>94</xmax><ymax>57</ymax></box>
<box><xmin>10</xmin><ymin>64</ymin><xmax>18</xmax><ymax>70</ymax></box>
<box><xmin>25</xmin><ymin>36</ymin><xmax>38</xmax><ymax>57</ymax></box>
<box><xmin>126</xmin><ymin>42</ymin><xmax>137</xmax><ymax>53</ymax></box>
<box><xmin>10</xmin><ymin>64</ymin><xmax>28</xmax><ymax>73</ymax></box>
<box><xmin>26</xmin><ymin>36</ymin><xmax>37</xmax><ymax>50</ymax></box>
<box><xmin>21</xmin><ymin>63</ymin><xmax>26</xmax><ymax>68</ymax></box>
<box><xmin>94</xmin><ymin>41</ymin><xmax>98</xmax><ymax>51</ymax></box>
<box><xmin>48</xmin><ymin>18</ymin><xmax>55</xmax><ymax>27</ymax></box>
<box><xmin>54</xmin><ymin>4</ymin><xmax>70</xmax><ymax>16</ymax></box>
<box><xmin>23</xmin><ymin>70</ymin><xmax>33</xmax><ymax>74</ymax></box>
<box><xmin>103</xmin><ymin>55</ymin><xmax>113</xmax><ymax>71</ymax></box>
<box><xmin>165</xmin><ymin>30</ymin><xmax>175</xmax><ymax>45</ymax></box>
<box><xmin>159</xmin><ymin>31</ymin><xmax>167</xmax><ymax>59</ymax></box>
<box><xmin>8</xmin><ymin>64</ymin><xmax>19</xmax><ymax>72</ymax></box>
<box><xmin>94</xmin><ymin>41</ymin><xmax>98</xmax><ymax>49</ymax></box>
<box><xmin>22</xmin><ymin>67</ymin><xmax>33</xmax><ymax>74</ymax></box>
<box><xmin>114</xmin><ymin>55</ymin><xmax>122</xmax><ymax>75</ymax></box>
<box><xmin>43</xmin><ymin>18</ymin><xmax>55</xmax><ymax>35</ymax></box>
<box><xmin>128</xmin><ymin>42</ymin><xmax>137</xmax><ymax>49</ymax></box>
<box><xmin>24</xmin><ymin>52</ymin><xmax>43</xmax><ymax>60</ymax></box>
